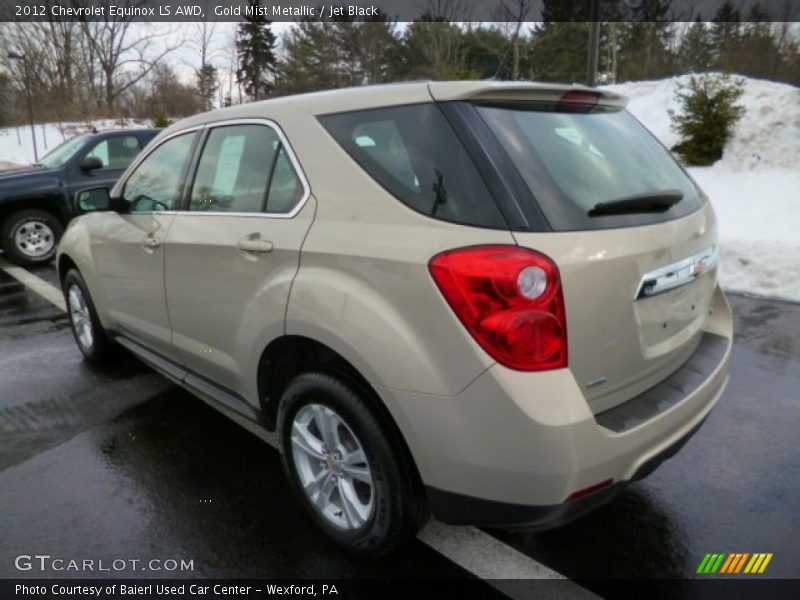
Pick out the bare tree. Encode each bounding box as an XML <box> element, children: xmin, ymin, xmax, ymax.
<box><xmin>495</xmin><ymin>0</ymin><xmax>532</xmax><ymax>80</ymax></box>
<box><xmin>187</xmin><ymin>21</ymin><xmax>220</xmax><ymax>110</ymax></box>
<box><xmin>77</xmin><ymin>1</ymin><xmax>184</xmax><ymax>113</ymax></box>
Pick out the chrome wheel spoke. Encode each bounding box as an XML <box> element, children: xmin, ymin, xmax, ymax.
<box><xmin>314</xmin><ymin>473</ymin><xmax>336</xmax><ymax>509</ymax></box>
<box><xmin>303</xmin><ymin>467</ymin><xmax>330</xmax><ymax>498</ymax></box>
<box><xmin>338</xmin><ymin>479</ymin><xmax>370</xmax><ymax>528</ymax></box>
<box><xmin>291</xmin><ymin>422</ymin><xmax>325</xmax><ymax>460</ymax></box>
<box><xmin>341</xmin><ymin>463</ymin><xmax>371</xmax><ymax>484</ymax></box>
<box><xmin>312</xmin><ymin>405</ymin><xmax>341</xmax><ymax>449</ymax></box>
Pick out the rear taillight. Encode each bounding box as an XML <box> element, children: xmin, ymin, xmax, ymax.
<box><xmin>428</xmin><ymin>245</ymin><xmax>567</xmax><ymax>371</ymax></box>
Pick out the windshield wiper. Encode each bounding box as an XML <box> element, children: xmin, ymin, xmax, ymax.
<box><xmin>588</xmin><ymin>190</ymin><xmax>683</xmax><ymax>217</ymax></box>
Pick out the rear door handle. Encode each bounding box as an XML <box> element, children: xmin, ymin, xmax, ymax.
<box><xmin>237</xmin><ymin>235</ymin><xmax>273</xmax><ymax>255</ymax></box>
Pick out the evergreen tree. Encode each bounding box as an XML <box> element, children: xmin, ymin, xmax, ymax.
<box><xmin>678</xmin><ymin>19</ymin><xmax>715</xmax><ymax>73</ymax></box>
<box><xmin>617</xmin><ymin>0</ymin><xmax>675</xmax><ymax>81</ymax></box>
<box><xmin>276</xmin><ymin>20</ymin><xmax>342</xmax><ymax>94</ymax></box>
<box><xmin>397</xmin><ymin>16</ymin><xmax>470</xmax><ymax>80</ymax></box>
<box><xmin>529</xmin><ymin>1</ymin><xmax>589</xmax><ymax>83</ymax></box>
<box><xmin>0</xmin><ymin>72</ymin><xmax>12</xmax><ymax>127</ymax></box>
<box><xmin>669</xmin><ymin>73</ymin><xmax>745</xmax><ymax>166</ymax></box>
<box><xmin>195</xmin><ymin>63</ymin><xmax>218</xmax><ymax>111</ymax></box>
<box><xmin>711</xmin><ymin>0</ymin><xmax>741</xmax><ymax>70</ymax></box>
<box><xmin>236</xmin><ymin>0</ymin><xmax>278</xmax><ymax>101</ymax></box>
<box><xmin>275</xmin><ymin>15</ymin><xmax>398</xmax><ymax>95</ymax></box>
<box><xmin>460</xmin><ymin>27</ymin><xmax>520</xmax><ymax>80</ymax></box>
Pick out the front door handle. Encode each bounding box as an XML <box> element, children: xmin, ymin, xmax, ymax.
<box><xmin>141</xmin><ymin>236</ymin><xmax>162</xmax><ymax>252</ymax></box>
<box><xmin>237</xmin><ymin>234</ymin><xmax>273</xmax><ymax>256</ymax></box>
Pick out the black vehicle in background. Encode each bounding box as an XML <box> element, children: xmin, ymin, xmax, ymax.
<box><xmin>0</xmin><ymin>128</ymin><xmax>159</xmax><ymax>266</ymax></box>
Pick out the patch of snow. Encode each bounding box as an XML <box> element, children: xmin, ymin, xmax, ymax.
<box><xmin>0</xmin><ymin>160</ymin><xmax>24</xmax><ymax>171</ymax></box>
<box><xmin>689</xmin><ymin>166</ymin><xmax>800</xmax><ymax>303</ymax></box>
<box><xmin>0</xmin><ymin>118</ymin><xmax>150</xmax><ymax>165</ymax></box>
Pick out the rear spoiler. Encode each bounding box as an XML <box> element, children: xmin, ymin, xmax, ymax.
<box><xmin>427</xmin><ymin>81</ymin><xmax>628</xmax><ymax>109</ymax></box>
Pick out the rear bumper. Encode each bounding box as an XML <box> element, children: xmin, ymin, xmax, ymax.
<box><xmin>427</xmin><ymin>415</ymin><xmax>708</xmax><ymax>528</ymax></box>
<box><xmin>378</xmin><ymin>285</ymin><xmax>733</xmax><ymax>526</ymax></box>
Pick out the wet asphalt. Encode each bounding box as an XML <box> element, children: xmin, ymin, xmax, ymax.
<box><xmin>0</xmin><ymin>264</ymin><xmax>798</xmax><ymax>593</ymax></box>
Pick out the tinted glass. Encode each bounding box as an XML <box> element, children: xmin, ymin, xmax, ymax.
<box><xmin>122</xmin><ymin>132</ymin><xmax>197</xmax><ymax>212</ymax></box>
<box><xmin>477</xmin><ymin>105</ymin><xmax>702</xmax><ymax>231</ymax></box>
<box><xmin>321</xmin><ymin>104</ymin><xmax>506</xmax><ymax>228</ymax></box>
<box><xmin>190</xmin><ymin>124</ymin><xmax>304</xmax><ymax>214</ymax></box>
<box><xmin>39</xmin><ymin>135</ymin><xmax>88</xmax><ymax>168</ymax></box>
<box><xmin>84</xmin><ymin>136</ymin><xmax>142</xmax><ymax>170</ymax></box>
<box><xmin>266</xmin><ymin>145</ymin><xmax>304</xmax><ymax>213</ymax></box>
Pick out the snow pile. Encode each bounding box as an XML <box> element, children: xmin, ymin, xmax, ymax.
<box><xmin>0</xmin><ymin>118</ymin><xmax>150</xmax><ymax>167</ymax></box>
<box><xmin>608</xmin><ymin>75</ymin><xmax>800</xmax><ymax>170</ymax></box>
<box><xmin>606</xmin><ymin>75</ymin><xmax>800</xmax><ymax>302</ymax></box>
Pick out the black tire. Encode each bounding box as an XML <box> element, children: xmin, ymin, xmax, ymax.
<box><xmin>1</xmin><ymin>209</ymin><xmax>64</xmax><ymax>266</ymax></box>
<box><xmin>63</xmin><ymin>269</ymin><xmax>113</xmax><ymax>363</ymax></box>
<box><xmin>278</xmin><ymin>372</ymin><xmax>427</xmax><ymax>557</ymax></box>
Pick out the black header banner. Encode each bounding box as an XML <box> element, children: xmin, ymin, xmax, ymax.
<box><xmin>1</xmin><ymin>0</ymin><xmax>798</xmax><ymax>23</ymax></box>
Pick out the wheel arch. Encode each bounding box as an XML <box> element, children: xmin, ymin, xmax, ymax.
<box><xmin>257</xmin><ymin>334</ymin><xmax>426</xmax><ymax>489</ymax></box>
<box><xmin>0</xmin><ymin>196</ymin><xmax>69</xmax><ymax>228</ymax></box>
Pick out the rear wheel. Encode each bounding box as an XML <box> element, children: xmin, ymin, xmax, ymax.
<box><xmin>1</xmin><ymin>209</ymin><xmax>63</xmax><ymax>266</ymax></box>
<box><xmin>278</xmin><ymin>372</ymin><xmax>427</xmax><ymax>556</ymax></box>
<box><xmin>63</xmin><ymin>269</ymin><xmax>113</xmax><ymax>363</ymax></box>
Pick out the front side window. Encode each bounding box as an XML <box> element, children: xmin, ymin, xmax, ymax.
<box><xmin>320</xmin><ymin>104</ymin><xmax>506</xmax><ymax>228</ymax></box>
<box><xmin>189</xmin><ymin>124</ymin><xmax>304</xmax><ymax>214</ymax></box>
<box><xmin>122</xmin><ymin>132</ymin><xmax>197</xmax><ymax>212</ymax></box>
<box><xmin>84</xmin><ymin>136</ymin><xmax>142</xmax><ymax>170</ymax></box>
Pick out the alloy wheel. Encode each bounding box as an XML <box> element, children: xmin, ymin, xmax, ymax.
<box><xmin>290</xmin><ymin>403</ymin><xmax>375</xmax><ymax>530</ymax></box>
<box><xmin>67</xmin><ymin>284</ymin><xmax>94</xmax><ymax>351</ymax></box>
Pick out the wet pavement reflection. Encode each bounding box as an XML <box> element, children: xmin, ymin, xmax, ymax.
<box><xmin>488</xmin><ymin>294</ymin><xmax>800</xmax><ymax>593</ymax></box>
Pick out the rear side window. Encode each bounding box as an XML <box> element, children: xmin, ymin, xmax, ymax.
<box><xmin>320</xmin><ymin>104</ymin><xmax>506</xmax><ymax>228</ymax></box>
<box><xmin>84</xmin><ymin>136</ymin><xmax>142</xmax><ymax>170</ymax></box>
<box><xmin>476</xmin><ymin>105</ymin><xmax>702</xmax><ymax>231</ymax></box>
<box><xmin>190</xmin><ymin>124</ymin><xmax>304</xmax><ymax>214</ymax></box>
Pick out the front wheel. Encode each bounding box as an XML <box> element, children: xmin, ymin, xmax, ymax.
<box><xmin>278</xmin><ymin>372</ymin><xmax>427</xmax><ymax>557</ymax></box>
<box><xmin>63</xmin><ymin>269</ymin><xmax>113</xmax><ymax>363</ymax></box>
<box><xmin>1</xmin><ymin>209</ymin><xmax>63</xmax><ymax>266</ymax></box>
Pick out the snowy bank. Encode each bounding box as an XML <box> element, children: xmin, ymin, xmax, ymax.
<box><xmin>0</xmin><ymin>119</ymin><xmax>149</xmax><ymax>167</ymax></box>
<box><xmin>606</xmin><ymin>75</ymin><xmax>800</xmax><ymax>302</ymax></box>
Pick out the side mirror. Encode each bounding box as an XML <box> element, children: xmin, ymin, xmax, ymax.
<box><xmin>76</xmin><ymin>187</ymin><xmax>112</xmax><ymax>212</ymax></box>
<box><xmin>79</xmin><ymin>156</ymin><xmax>104</xmax><ymax>172</ymax></box>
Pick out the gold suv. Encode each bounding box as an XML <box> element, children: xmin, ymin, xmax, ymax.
<box><xmin>58</xmin><ymin>81</ymin><xmax>733</xmax><ymax>556</ymax></box>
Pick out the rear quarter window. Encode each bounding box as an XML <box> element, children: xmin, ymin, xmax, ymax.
<box><xmin>320</xmin><ymin>104</ymin><xmax>507</xmax><ymax>229</ymax></box>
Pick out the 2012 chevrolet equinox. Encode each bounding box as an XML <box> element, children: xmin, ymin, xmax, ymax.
<box><xmin>57</xmin><ymin>81</ymin><xmax>733</xmax><ymax>556</ymax></box>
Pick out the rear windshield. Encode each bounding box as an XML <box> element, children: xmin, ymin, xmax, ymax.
<box><xmin>320</xmin><ymin>104</ymin><xmax>507</xmax><ymax>229</ymax></box>
<box><xmin>476</xmin><ymin>104</ymin><xmax>703</xmax><ymax>231</ymax></box>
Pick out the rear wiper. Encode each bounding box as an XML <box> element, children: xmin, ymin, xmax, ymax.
<box><xmin>588</xmin><ymin>190</ymin><xmax>683</xmax><ymax>217</ymax></box>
